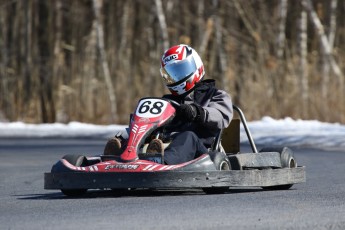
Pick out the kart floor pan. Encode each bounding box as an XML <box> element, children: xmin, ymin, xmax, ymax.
<box><xmin>45</xmin><ymin>167</ymin><xmax>305</xmax><ymax>190</ymax></box>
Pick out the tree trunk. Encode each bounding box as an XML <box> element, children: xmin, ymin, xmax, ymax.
<box><xmin>298</xmin><ymin>4</ymin><xmax>309</xmax><ymax>118</ymax></box>
<box><xmin>92</xmin><ymin>0</ymin><xmax>117</xmax><ymax>123</ymax></box>
<box><xmin>321</xmin><ymin>0</ymin><xmax>338</xmax><ymax>99</ymax></box>
<box><xmin>0</xmin><ymin>6</ymin><xmax>10</xmax><ymax>120</ymax></box>
<box><xmin>328</xmin><ymin>0</ymin><xmax>337</xmax><ymax>49</ymax></box>
<box><xmin>214</xmin><ymin>0</ymin><xmax>229</xmax><ymax>91</ymax></box>
<box><xmin>38</xmin><ymin>1</ymin><xmax>55</xmax><ymax>123</ymax></box>
<box><xmin>155</xmin><ymin>0</ymin><xmax>169</xmax><ymax>51</ymax></box>
<box><xmin>302</xmin><ymin>0</ymin><xmax>343</xmax><ymax>120</ymax></box>
<box><xmin>53</xmin><ymin>0</ymin><xmax>66</xmax><ymax>122</ymax></box>
<box><xmin>24</xmin><ymin>0</ymin><xmax>32</xmax><ymax>105</ymax></box>
<box><xmin>302</xmin><ymin>0</ymin><xmax>343</xmax><ymax>85</ymax></box>
<box><xmin>276</xmin><ymin>0</ymin><xmax>288</xmax><ymax>59</ymax></box>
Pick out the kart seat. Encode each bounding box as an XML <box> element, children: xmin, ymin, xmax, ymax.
<box><xmin>213</xmin><ymin>104</ymin><xmax>259</xmax><ymax>154</ymax></box>
<box><xmin>212</xmin><ymin>118</ymin><xmax>240</xmax><ymax>154</ymax></box>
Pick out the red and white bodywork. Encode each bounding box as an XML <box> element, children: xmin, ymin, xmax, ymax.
<box><xmin>121</xmin><ymin>98</ymin><xmax>175</xmax><ymax>162</ymax></box>
<box><xmin>51</xmin><ymin>97</ymin><xmax>215</xmax><ymax>174</ymax></box>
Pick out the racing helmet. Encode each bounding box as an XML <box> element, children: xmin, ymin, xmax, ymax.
<box><xmin>160</xmin><ymin>44</ymin><xmax>205</xmax><ymax>95</ymax></box>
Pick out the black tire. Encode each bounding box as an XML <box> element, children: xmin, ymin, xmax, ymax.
<box><xmin>202</xmin><ymin>152</ymin><xmax>231</xmax><ymax>194</ymax></box>
<box><xmin>111</xmin><ymin>188</ymin><xmax>130</xmax><ymax>195</ymax></box>
<box><xmin>61</xmin><ymin>154</ymin><xmax>88</xmax><ymax>197</ymax></box>
<box><xmin>260</xmin><ymin>147</ymin><xmax>297</xmax><ymax>190</ymax></box>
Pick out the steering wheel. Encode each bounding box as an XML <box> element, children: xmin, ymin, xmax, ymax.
<box><xmin>165</xmin><ymin>98</ymin><xmax>180</xmax><ymax>109</ymax></box>
<box><xmin>149</xmin><ymin>99</ymin><xmax>183</xmax><ymax>139</ymax></box>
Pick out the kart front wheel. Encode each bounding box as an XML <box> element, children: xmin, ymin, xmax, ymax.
<box><xmin>60</xmin><ymin>154</ymin><xmax>88</xmax><ymax>197</ymax></box>
<box><xmin>202</xmin><ymin>152</ymin><xmax>231</xmax><ymax>194</ymax></box>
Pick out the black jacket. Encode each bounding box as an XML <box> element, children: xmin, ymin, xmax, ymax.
<box><xmin>163</xmin><ymin>79</ymin><xmax>233</xmax><ymax>146</ymax></box>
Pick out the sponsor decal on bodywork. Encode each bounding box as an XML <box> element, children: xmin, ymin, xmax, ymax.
<box><xmin>104</xmin><ymin>164</ymin><xmax>140</xmax><ymax>170</ymax></box>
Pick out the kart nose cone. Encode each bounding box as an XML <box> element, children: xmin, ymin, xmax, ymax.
<box><xmin>120</xmin><ymin>146</ymin><xmax>139</xmax><ymax>162</ymax></box>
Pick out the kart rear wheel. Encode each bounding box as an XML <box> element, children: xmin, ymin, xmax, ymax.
<box><xmin>260</xmin><ymin>147</ymin><xmax>297</xmax><ymax>190</ymax></box>
<box><xmin>61</xmin><ymin>154</ymin><xmax>88</xmax><ymax>196</ymax></box>
<box><xmin>202</xmin><ymin>152</ymin><xmax>231</xmax><ymax>194</ymax></box>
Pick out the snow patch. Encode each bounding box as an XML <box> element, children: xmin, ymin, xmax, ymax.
<box><xmin>0</xmin><ymin>117</ymin><xmax>344</xmax><ymax>150</ymax></box>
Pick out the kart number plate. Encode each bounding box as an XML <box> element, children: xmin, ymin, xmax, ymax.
<box><xmin>135</xmin><ymin>99</ymin><xmax>168</xmax><ymax>118</ymax></box>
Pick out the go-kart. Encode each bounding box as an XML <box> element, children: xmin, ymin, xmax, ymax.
<box><xmin>44</xmin><ymin>97</ymin><xmax>305</xmax><ymax>196</ymax></box>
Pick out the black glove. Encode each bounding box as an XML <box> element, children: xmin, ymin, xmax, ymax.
<box><xmin>177</xmin><ymin>103</ymin><xmax>206</xmax><ymax>123</ymax></box>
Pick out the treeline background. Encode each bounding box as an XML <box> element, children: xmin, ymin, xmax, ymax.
<box><xmin>0</xmin><ymin>0</ymin><xmax>344</xmax><ymax>124</ymax></box>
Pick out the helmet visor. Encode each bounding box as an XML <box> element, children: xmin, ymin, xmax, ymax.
<box><xmin>161</xmin><ymin>55</ymin><xmax>197</xmax><ymax>85</ymax></box>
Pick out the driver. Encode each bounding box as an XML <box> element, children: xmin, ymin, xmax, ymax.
<box><xmin>104</xmin><ymin>44</ymin><xmax>233</xmax><ymax>165</ymax></box>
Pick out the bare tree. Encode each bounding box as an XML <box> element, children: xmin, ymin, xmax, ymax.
<box><xmin>0</xmin><ymin>5</ymin><xmax>10</xmax><ymax>120</ymax></box>
<box><xmin>276</xmin><ymin>0</ymin><xmax>288</xmax><ymax>59</ymax></box>
<box><xmin>301</xmin><ymin>0</ymin><xmax>344</xmax><ymax>121</ymax></box>
<box><xmin>155</xmin><ymin>0</ymin><xmax>169</xmax><ymax>51</ymax></box>
<box><xmin>298</xmin><ymin>2</ymin><xmax>309</xmax><ymax>118</ymax></box>
<box><xmin>92</xmin><ymin>0</ymin><xmax>117</xmax><ymax>123</ymax></box>
<box><xmin>301</xmin><ymin>0</ymin><xmax>343</xmax><ymax>85</ymax></box>
<box><xmin>321</xmin><ymin>0</ymin><xmax>338</xmax><ymax>99</ymax></box>
<box><xmin>199</xmin><ymin>17</ymin><xmax>214</xmax><ymax>58</ymax></box>
<box><xmin>196</xmin><ymin>1</ymin><xmax>205</xmax><ymax>49</ymax></box>
<box><xmin>118</xmin><ymin>1</ymin><xmax>130</xmax><ymax>56</ymax></box>
<box><xmin>328</xmin><ymin>0</ymin><xmax>337</xmax><ymax>49</ymax></box>
<box><xmin>53</xmin><ymin>0</ymin><xmax>66</xmax><ymax>122</ymax></box>
<box><xmin>233</xmin><ymin>0</ymin><xmax>260</xmax><ymax>42</ymax></box>
<box><xmin>213</xmin><ymin>0</ymin><xmax>229</xmax><ymax>92</ymax></box>
<box><xmin>80</xmin><ymin>20</ymin><xmax>97</xmax><ymax>123</ymax></box>
<box><xmin>1</xmin><ymin>0</ymin><xmax>345</xmax><ymax>123</ymax></box>
<box><xmin>23</xmin><ymin>0</ymin><xmax>33</xmax><ymax>105</ymax></box>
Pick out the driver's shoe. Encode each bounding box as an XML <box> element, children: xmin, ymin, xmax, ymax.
<box><xmin>103</xmin><ymin>137</ymin><xmax>122</xmax><ymax>156</ymax></box>
<box><xmin>147</xmin><ymin>139</ymin><xmax>164</xmax><ymax>154</ymax></box>
<box><xmin>146</xmin><ymin>139</ymin><xmax>165</xmax><ymax>164</ymax></box>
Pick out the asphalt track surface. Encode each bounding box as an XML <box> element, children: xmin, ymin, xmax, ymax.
<box><xmin>1</xmin><ymin>138</ymin><xmax>345</xmax><ymax>230</ymax></box>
